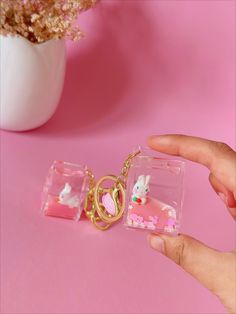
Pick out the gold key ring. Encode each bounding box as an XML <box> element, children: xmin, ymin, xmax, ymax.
<box><xmin>91</xmin><ymin>215</ymin><xmax>111</xmax><ymax>231</ymax></box>
<box><xmin>84</xmin><ymin>189</ymin><xmax>112</xmax><ymax>230</ymax></box>
<box><xmin>83</xmin><ymin>150</ymin><xmax>140</xmax><ymax>230</ymax></box>
<box><xmin>94</xmin><ymin>175</ymin><xmax>125</xmax><ymax>224</ymax></box>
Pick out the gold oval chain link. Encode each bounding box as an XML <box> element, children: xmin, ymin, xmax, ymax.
<box><xmin>83</xmin><ymin>150</ymin><xmax>140</xmax><ymax>230</ymax></box>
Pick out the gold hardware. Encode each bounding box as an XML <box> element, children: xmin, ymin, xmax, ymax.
<box><xmin>94</xmin><ymin>175</ymin><xmax>125</xmax><ymax>224</ymax></box>
<box><xmin>83</xmin><ymin>150</ymin><xmax>140</xmax><ymax>230</ymax></box>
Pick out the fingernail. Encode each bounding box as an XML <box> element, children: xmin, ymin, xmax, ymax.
<box><xmin>149</xmin><ymin>235</ymin><xmax>165</xmax><ymax>253</ymax></box>
<box><xmin>218</xmin><ymin>192</ymin><xmax>228</xmax><ymax>207</ymax></box>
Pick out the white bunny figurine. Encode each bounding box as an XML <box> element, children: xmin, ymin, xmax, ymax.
<box><xmin>59</xmin><ymin>183</ymin><xmax>79</xmax><ymax>208</ymax></box>
<box><xmin>131</xmin><ymin>175</ymin><xmax>151</xmax><ymax>205</ymax></box>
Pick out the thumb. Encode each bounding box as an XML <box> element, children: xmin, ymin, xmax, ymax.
<box><xmin>148</xmin><ymin>234</ymin><xmax>236</xmax><ymax>312</ymax></box>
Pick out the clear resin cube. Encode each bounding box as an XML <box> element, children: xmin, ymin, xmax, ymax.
<box><xmin>42</xmin><ymin>161</ymin><xmax>88</xmax><ymax>220</ymax></box>
<box><xmin>124</xmin><ymin>148</ymin><xmax>185</xmax><ymax>235</ymax></box>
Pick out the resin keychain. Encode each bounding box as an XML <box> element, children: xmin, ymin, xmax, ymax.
<box><xmin>124</xmin><ymin>148</ymin><xmax>185</xmax><ymax>235</ymax></box>
<box><xmin>42</xmin><ymin>148</ymin><xmax>185</xmax><ymax>234</ymax></box>
<box><xmin>42</xmin><ymin>161</ymin><xmax>88</xmax><ymax>221</ymax></box>
<box><xmin>42</xmin><ymin>151</ymin><xmax>140</xmax><ymax>230</ymax></box>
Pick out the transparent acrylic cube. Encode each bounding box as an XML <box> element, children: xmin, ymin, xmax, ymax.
<box><xmin>124</xmin><ymin>148</ymin><xmax>185</xmax><ymax>235</ymax></box>
<box><xmin>42</xmin><ymin>161</ymin><xmax>88</xmax><ymax>220</ymax></box>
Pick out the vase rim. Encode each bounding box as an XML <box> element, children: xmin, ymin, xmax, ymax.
<box><xmin>0</xmin><ymin>34</ymin><xmax>64</xmax><ymax>45</ymax></box>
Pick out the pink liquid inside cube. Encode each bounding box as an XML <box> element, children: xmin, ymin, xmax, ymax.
<box><xmin>44</xmin><ymin>195</ymin><xmax>79</xmax><ymax>220</ymax></box>
<box><xmin>127</xmin><ymin>197</ymin><xmax>177</xmax><ymax>233</ymax></box>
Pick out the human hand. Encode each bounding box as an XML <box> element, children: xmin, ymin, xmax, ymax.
<box><xmin>147</xmin><ymin>135</ymin><xmax>236</xmax><ymax>314</ymax></box>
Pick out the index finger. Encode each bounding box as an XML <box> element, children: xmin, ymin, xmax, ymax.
<box><xmin>148</xmin><ymin>135</ymin><xmax>236</xmax><ymax>196</ymax></box>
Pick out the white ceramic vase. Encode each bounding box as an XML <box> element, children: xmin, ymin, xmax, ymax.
<box><xmin>0</xmin><ymin>35</ymin><xmax>66</xmax><ymax>131</ymax></box>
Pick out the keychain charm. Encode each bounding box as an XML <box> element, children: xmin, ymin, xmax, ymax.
<box><xmin>42</xmin><ymin>151</ymin><xmax>140</xmax><ymax>230</ymax></box>
<box><xmin>42</xmin><ymin>161</ymin><xmax>88</xmax><ymax>221</ymax></box>
<box><xmin>41</xmin><ymin>148</ymin><xmax>185</xmax><ymax>235</ymax></box>
<box><xmin>124</xmin><ymin>148</ymin><xmax>185</xmax><ymax>235</ymax></box>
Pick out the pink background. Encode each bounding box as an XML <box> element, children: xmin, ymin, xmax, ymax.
<box><xmin>1</xmin><ymin>1</ymin><xmax>235</xmax><ymax>313</ymax></box>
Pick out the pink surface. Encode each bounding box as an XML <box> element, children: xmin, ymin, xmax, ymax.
<box><xmin>0</xmin><ymin>1</ymin><xmax>235</xmax><ymax>313</ymax></box>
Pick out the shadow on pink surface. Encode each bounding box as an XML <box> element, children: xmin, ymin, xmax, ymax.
<box><xmin>36</xmin><ymin>2</ymin><xmax>158</xmax><ymax>136</ymax></box>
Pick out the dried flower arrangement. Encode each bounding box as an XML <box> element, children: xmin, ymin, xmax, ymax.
<box><xmin>0</xmin><ymin>0</ymin><xmax>97</xmax><ymax>43</ymax></box>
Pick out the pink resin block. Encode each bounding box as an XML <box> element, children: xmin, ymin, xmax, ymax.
<box><xmin>42</xmin><ymin>160</ymin><xmax>88</xmax><ymax>221</ymax></box>
<box><xmin>44</xmin><ymin>195</ymin><xmax>78</xmax><ymax>220</ymax></box>
<box><xmin>127</xmin><ymin>197</ymin><xmax>177</xmax><ymax>233</ymax></box>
